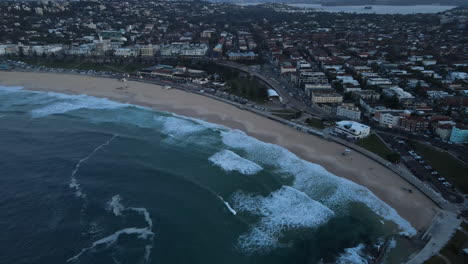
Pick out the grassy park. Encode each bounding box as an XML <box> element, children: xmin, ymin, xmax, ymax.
<box><xmin>357</xmin><ymin>133</ymin><xmax>401</xmax><ymax>163</ymax></box>
<box><xmin>409</xmin><ymin>141</ymin><xmax>468</xmax><ymax>193</ymax></box>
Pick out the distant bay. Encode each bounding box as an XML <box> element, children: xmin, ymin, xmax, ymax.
<box><xmin>240</xmin><ymin>3</ymin><xmax>457</xmax><ymax>14</ymax></box>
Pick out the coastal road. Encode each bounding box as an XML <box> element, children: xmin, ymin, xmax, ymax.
<box><xmin>214</xmin><ymin>61</ymin><xmax>330</xmax><ymax>119</ymax></box>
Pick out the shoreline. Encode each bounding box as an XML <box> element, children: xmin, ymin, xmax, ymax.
<box><xmin>0</xmin><ymin>71</ymin><xmax>439</xmax><ymax>232</ymax></box>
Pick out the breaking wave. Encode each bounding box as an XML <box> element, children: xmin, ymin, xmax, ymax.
<box><xmin>30</xmin><ymin>93</ymin><xmax>129</xmax><ymax>118</ymax></box>
<box><xmin>209</xmin><ymin>150</ymin><xmax>263</xmax><ymax>175</ymax></box>
<box><xmin>222</xmin><ymin>129</ymin><xmax>416</xmax><ymax>241</ymax></box>
<box><xmin>231</xmin><ymin>186</ymin><xmax>334</xmax><ymax>252</ymax></box>
<box><xmin>336</xmin><ymin>244</ymin><xmax>369</xmax><ymax>264</ymax></box>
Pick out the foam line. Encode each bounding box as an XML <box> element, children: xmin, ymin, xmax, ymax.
<box><xmin>218</xmin><ymin>196</ymin><xmax>237</xmax><ymax>215</ymax></box>
<box><xmin>67</xmin><ymin>227</ymin><xmax>154</xmax><ymax>262</ymax></box>
<box><xmin>70</xmin><ymin>135</ymin><xmax>117</xmax><ymax>200</ymax></box>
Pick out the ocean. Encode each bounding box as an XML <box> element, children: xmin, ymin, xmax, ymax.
<box><xmin>240</xmin><ymin>3</ymin><xmax>457</xmax><ymax>14</ymax></box>
<box><xmin>1</xmin><ymin>85</ymin><xmax>417</xmax><ymax>264</ymax></box>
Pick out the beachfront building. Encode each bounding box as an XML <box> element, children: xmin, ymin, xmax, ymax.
<box><xmin>114</xmin><ymin>47</ymin><xmax>139</xmax><ymax>57</ymax></box>
<box><xmin>334</xmin><ymin>121</ymin><xmax>370</xmax><ymax>139</ymax></box>
<box><xmin>227</xmin><ymin>51</ymin><xmax>257</xmax><ymax>61</ymax></box>
<box><xmin>336</xmin><ymin>104</ymin><xmax>361</xmax><ymax>121</ymax></box>
<box><xmin>160</xmin><ymin>43</ymin><xmax>208</xmax><ymax>57</ymax></box>
<box><xmin>450</xmin><ymin>125</ymin><xmax>468</xmax><ymax>143</ymax></box>
<box><xmin>140</xmin><ymin>44</ymin><xmax>158</xmax><ymax>57</ymax></box>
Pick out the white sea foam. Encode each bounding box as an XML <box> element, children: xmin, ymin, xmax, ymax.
<box><xmin>0</xmin><ymin>85</ymin><xmax>23</xmax><ymax>92</ymax></box>
<box><xmin>106</xmin><ymin>195</ymin><xmax>125</xmax><ymax>216</ymax></box>
<box><xmin>231</xmin><ymin>186</ymin><xmax>334</xmax><ymax>252</ymax></box>
<box><xmin>336</xmin><ymin>243</ymin><xmax>369</xmax><ymax>264</ymax></box>
<box><xmin>101</xmin><ymin>195</ymin><xmax>155</xmax><ymax>263</ymax></box>
<box><xmin>105</xmin><ymin>195</ymin><xmax>154</xmax><ymax>229</ymax></box>
<box><xmin>221</xmin><ymin>129</ymin><xmax>417</xmax><ymax>237</ymax></box>
<box><xmin>209</xmin><ymin>150</ymin><xmax>263</xmax><ymax>175</ymax></box>
<box><xmin>129</xmin><ymin>207</ymin><xmax>153</xmax><ymax>229</ymax></box>
<box><xmin>70</xmin><ymin>135</ymin><xmax>117</xmax><ymax>201</ymax></box>
<box><xmin>30</xmin><ymin>93</ymin><xmax>128</xmax><ymax>118</ymax></box>
<box><xmin>67</xmin><ymin>227</ymin><xmax>154</xmax><ymax>262</ymax></box>
<box><xmin>154</xmin><ymin>115</ymin><xmax>207</xmax><ymax>137</ymax></box>
<box><xmin>218</xmin><ymin>196</ymin><xmax>237</xmax><ymax>215</ymax></box>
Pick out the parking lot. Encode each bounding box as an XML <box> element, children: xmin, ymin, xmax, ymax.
<box><xmin>379</xmin><ymin>133</ymin><xmax>464</xmax><ymax>203</ymax></box>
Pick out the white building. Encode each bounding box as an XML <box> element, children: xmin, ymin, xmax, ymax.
<box><xmin>378</xmin><ymin>112</ymin><xmax>402</xmax><ymax>128</ymax></box>
<box><xmin>336</xmin><ymin>105</ymin><xmax>361</xmax><ymax>120</ymax></box>
<box><xmin>114</xmin><ymin>47</ymin><xmax>139</xmax><ymax>57</ymax></box>
<box><xmin>160</xmin><ymin>43</ymin><xmax>208</xmax><ymax>57</ymax></box>
<box><xmin>366</xmin><ymin>78</ymin><xmax>392</xmax><ymax>87</ymax></box>
<box><xmin>334</xmin><ymin>121</ymin><xmax>370</xmax><ymax>139</ymax></box>
<box><xmin>383</xmin><ymin>87</ymin><xmax>414</xmax><ymax>100</ymax></box>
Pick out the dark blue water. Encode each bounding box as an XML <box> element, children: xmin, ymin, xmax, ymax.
<box><xmin>0</xmin><ymin>86</ymin><xmax>416</xmax><ymax>263</ymax></box>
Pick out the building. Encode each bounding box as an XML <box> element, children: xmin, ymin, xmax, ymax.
<box><xmin>160</xmin><ymin>43</ymin><xmax>208</xmax><ymax>57</ymax></box>
<box><xmin>140</xmin><ymin>44</ymin><xmax>157</xmax><ymax>57</ymax></box>
<box><xmin>311</xmin><ymin>90</ymin><xmax>343</xmax><ymax>104</ymax></box>
<box><xmin>377</xmin><ymin>112</ymin><xmax>403</xmax><ymax>128</ymax></box>
<box><xmin>352</xmin><ymin>90</ymin><xmax>380</xmax><ymax>101</ymax></box>
<box><xmin>450</xmin><ymin>125</ymin><xmax>468</xmax><ymax>143</ymax></box>
<box><xmin>434</xmin><ymin>123</ymin><xmax>455</xmax><ymax>141</ymax></box>
<box><xmin>336</xmin><ymin>104</ymin><xmax>361</xmax><ymax>120</ymax></box>
<box><xmin>114</xmin><ymin>47</ymin><xmax>139</xmax><ymax>57</ymax></box>
<box><xmin>334</xmin><ymin>121</ymin><xmax>370</xmax><ymax>139</ymax></box>
<box><xmin>227</xmin><ymin>51</ymin><xmax>256</xmax><ymax>61</ymax></box>
<box><xmin>280</xmin><ymin>61</ymin><xmax>296</xmax><ymax>74</ymax></box>
<box><xmin>366</xmin><ymin>78</ymin><xmax>392</xmax><ymax>87</ymax></box>
<box><xmin>292</xmin><ymin>71</ymin><xmax>328</xmax><ymax>88</ymax></box>
<box><xmin>383</xmin><ymin>87</ymin><xmax>414</xmax><ymax>101</ymax></box>
<box><xmin>400</xmin><ymin>116</ymin><xmax>429</xmax><ymax>133</ymax></box>
<box><xmin>267</xmin><ymin>89</ymin><xmax>280</xmax><ymax>101</ymax></box>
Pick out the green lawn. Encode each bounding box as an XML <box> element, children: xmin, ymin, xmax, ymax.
<box><xmin>270</xmin><ymin>109</ymin><xmax>300</xmax><ymax>120</ymax></box>
<box><xmin>409</xmin><ymin>141</ymin><xmax>468</xmax><ymax>193</ymax></box>
<box><xmin>227</xmin><ymin>78</ymin><xmax>268</xmax><ymax>103</ymax></box>
<box><xmin>439</xmin><ymin>230</ymin><xmax>468</xmax><ymax>264</ymax></box>
<box><xmin>424</xmin><ymin>255</ymin><xmax>447</xmax><ymax>264</ymax></box>
<box><xmin>356</xmin><ymin>133</ymin><xmax>393</xmax><ymax>157</ymax></box>
<box><xmin>306</xmin><ymin>118</ymin><xmax>325</xmax><ymax>129</ymax></box>
<box><xmin>357</xmin><ymin>133</ymin><xmax>400</xmax><ymax>162</ymax></box>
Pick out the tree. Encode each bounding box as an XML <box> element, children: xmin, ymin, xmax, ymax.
<box><xmin>386</xmin><ymin>152</ymin><xmax>401</xmax><ymax>163</ymax></box>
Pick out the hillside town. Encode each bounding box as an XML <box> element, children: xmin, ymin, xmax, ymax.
<box><xmin>1</xmin><ymin>1</ymin><xmax>467</xmax><ymax>144</ymax></box>
<box><xmin>1</xmin><ymin>0</ymin><xmax>468</xmax><ymax>263</ymax></box>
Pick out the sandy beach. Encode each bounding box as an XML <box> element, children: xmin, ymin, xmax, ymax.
<box><xmin>0</xmin><ymin>71</ymin><xmax>438</xmax><ymax>231</ymax></box>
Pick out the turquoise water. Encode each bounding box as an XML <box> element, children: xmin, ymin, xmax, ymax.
<box><xmin>0</xmin><ymin>86</ymin><xmax>416</xmax><ymax>263</ymax></box>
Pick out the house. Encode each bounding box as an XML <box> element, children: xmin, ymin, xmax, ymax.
<box><xmin>334</xmin><ymin>121</ymin><xmax>370</xmax><ymax>139</ymax></box>
<box><xmin>450</xmin><ymin>125</ymin><xmax>468</xmax><ymax>143</ymax></box>
<box><xmin>280</xmin><ymin>61</ymin><xmax>296</xmax><ymax>74</ymax></box>
<box><xmin>336</xmin><ymin>104</ymin><xmax>361</xmax><ymax>120</ymax></box>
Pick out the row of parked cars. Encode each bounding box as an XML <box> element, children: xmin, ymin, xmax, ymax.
<box><xmin>408</xmin><ymin>149</ymin><xmax>452</xmax><ymax>188</ymax></box>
